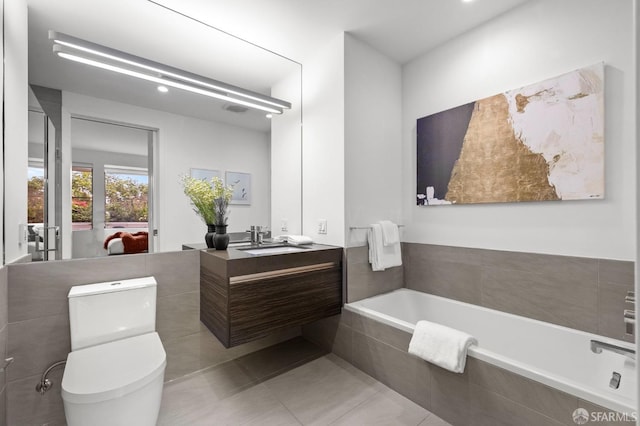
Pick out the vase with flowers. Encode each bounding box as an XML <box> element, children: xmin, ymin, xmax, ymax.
<box><xmin>180</xmin><ymin>175</ymin><xmax>233</xmax><ymax>249</ymax></box>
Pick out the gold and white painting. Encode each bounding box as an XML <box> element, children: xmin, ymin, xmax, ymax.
<box><xmin>416</xmin><ymin>62</ymin><xmax>605</xmax><ymax>206</ymax></box>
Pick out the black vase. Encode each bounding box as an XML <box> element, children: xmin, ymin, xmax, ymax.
<box><xmin>213</xmin><ymin>224</ymin><xmax>230</xmax><ymax>250</ymax></box>
<box><xmin>205</xmin><ymin>224</ymin><xmax>216</xmax><ymax>248</ymax></box>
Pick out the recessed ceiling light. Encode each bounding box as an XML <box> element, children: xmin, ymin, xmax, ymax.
<box><xmin>265</xmin><ymin>114</ymin><xmax>273</xmax><ymax>119</ymax></box>
<box><xmin>157</xmin><ymin>85</ymin><xmax>169</xmax><ymax>93</ymax></box>
<box><xmin>462</xmin><ymin>0</ymin><xmax>474</xmax><ymax>3</ymax></box>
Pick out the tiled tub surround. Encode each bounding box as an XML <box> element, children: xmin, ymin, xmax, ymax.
<box><xmin>347</xmin><ymin>243</ymin><xmax>634</xmax><ymax>342</ymax></box>
<box><xmin>346</xmin><ymin>246</ymin><xmax>403</xmax><ymax>303</ymax></box>
<box><xmin>402</xmin><ymin>243</ymin><xmax>635</xmax><ymax>343</ymax></box>
<box><xmin>303</xmin><ymin>242</ymin><xmax>637</xmax><ymax>425</ymax></box>
<box><xmin>5</xmin><ymin>250</ymin><xmax>300</xmax><ymax>426</ymax></box>
<box><xmin>303</xmin><ymin>308</ymin><xmax>633</xmax><ymax>426</ymax></box>
<box><xmin>348</xmin><ymin>289</ymin><xmax>635</xmax><ymax>413</ymax></box>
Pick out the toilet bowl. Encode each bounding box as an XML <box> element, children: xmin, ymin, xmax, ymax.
<box><xmin>61</xmin><ymin>277</ymin><xmax>166</xmax><ymax>426</ymax></box>
<box><xmin>62</xmin><ymin>332</ymin><xmax>166</xmax><ymax>426</ymax></box>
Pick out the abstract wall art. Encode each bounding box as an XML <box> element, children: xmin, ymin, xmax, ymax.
<box><xmin>416</xmin><ymin>62</ymin><xmax>604</xmax><ymax>206</ymax></box>
<box><xmin>226</xmin><ymin>171</ymin><xmax>251</xmax><ymax>205</ymax></box>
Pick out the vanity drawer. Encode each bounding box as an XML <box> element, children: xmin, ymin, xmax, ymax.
<box><xmin>228</xmin><ymin>263</ymin><xmax>342</xmax><ymax>346</ymax></box>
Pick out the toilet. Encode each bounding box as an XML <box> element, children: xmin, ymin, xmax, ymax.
<box><xmin>61</xmin><ymin>276</ymin><xmax>166</xmax><ymax>426</ymax></box>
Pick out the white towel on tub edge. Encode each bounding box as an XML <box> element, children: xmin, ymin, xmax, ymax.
<box><xmin>408</xmin><ymin>320</ymin><xmax>476</xmax><ymax>373</ymax></box>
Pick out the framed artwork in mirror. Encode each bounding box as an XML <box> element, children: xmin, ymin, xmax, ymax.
<box><xmin>190</xmin><ymin>168</ymin><xmax>221</xmax><ymax>182</ymax></box>
<box><xmin>226</xmin><ymin>171</ymin><xmax>251</xmax><ymax>205</ymax></box>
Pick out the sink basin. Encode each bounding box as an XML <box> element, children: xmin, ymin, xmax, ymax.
<box><xmin>237</xmin><ymin>244</ymin><xmax>311</xmax><ymax>255</ymax></box>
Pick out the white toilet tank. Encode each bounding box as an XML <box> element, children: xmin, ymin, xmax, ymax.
<box><xmin>68</xmin><ymin>276</ymin><xmax>157</xmax><ymax>351</ymax></box>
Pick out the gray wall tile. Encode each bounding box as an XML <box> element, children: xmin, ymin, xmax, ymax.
<box><xmin>351</xmin><ymin>331</ymin><xmax>431</xmax><ymax>409</ymax></box>
<box><xmin>481</xmin><ymin>267</ymin><xmax>599</xmax><ymax>333</ymax></box>
<box><xmin>469</xmin><ymin>384</ymin><xmax>564</xmax><ymax>426</ymax></box>
<box><xmin>467</xmin><ymin>358</ymin><xmax>577</xmax><ymax>424</ymax></box>
<box><xmin>429</xmin><ymin>365</ymin><xmax>469</xmax><ymax>426</ymax></box>
<box><xmin>599</xmin><ymin>260</ymin><xmax>634</xmax><ymax>287</ymax></box>
<box><xmin>350</xmin><ymin>311</ymin><xmax>411</xmax><ymax>351</ymax></box>
<box><xmin>482</xmin><ymin>249</ymin><xmax>598</xmax><ymax>278</ymax></box>
<box><xmin>346</xmin><ymin>246</ymin><xmax>403</xmax><ymax>303</ymax></box>
<box><xmin>7</xmin><ymin>315</ymin><xmax>70</xmax><ymax>382</ymax></box>
<box><xmin>301</xmin><ymin>314</ymin><xmax>352</xmax><ymax>362</ymax></box>
<box><xmin>147</xmin><ymin>250</ymin><xmax>199</xmax><ymax>298</ymax></box>
<box><xmin>8</xmin><ymin>255</ymin><xmax>147</xmax><ymax>322</ymax></box>
<box><xmin>0</xmin><ymin>326</ymin><xmax>6</xmax><ymax>394</ymax></box>
<box><xmin>399</xmin><ymin>243</ymin><xmax>626</xmax><ymax>338</ymax></box>
<box><xmin>156</xmin><ymin>291</ymin><xmax>201</xmax><ymax>343</ymax></box>
<box><xmin>0</xmin><ymin>387</ymin><xmax>5</xmax><ymax>426</ymax></box>
<box><xmin>405</xmin><ymin>258</ymin><xmax>482</xmax><ymax>305</ymax></box>
<box><xmin>0</xmin><ymin>268</ymin><xmax>7</xmax><ymax>330</ymax></box>
<box><xmin>7</xmin><ymin>369</ymin><xmax>66</xmax><ymax>426</ymax></box>
<box><xmin>598</xmin><ymin>281</ymin><xmax>634</xmax><ymax>342</ymax></box>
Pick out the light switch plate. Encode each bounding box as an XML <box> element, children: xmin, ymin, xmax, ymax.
<box><xmin>318</xmin><ymin>219</ymin><xmax>327</xmax><ymax>234</ymax></box>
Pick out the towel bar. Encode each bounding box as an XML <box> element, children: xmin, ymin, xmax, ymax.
<box><xmin>349</xmin><ymin>225</ymin><xmax>404</xmax><ymax>230</ymax></box>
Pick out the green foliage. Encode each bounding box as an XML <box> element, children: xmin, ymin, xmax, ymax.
<box><xmin>27</xmin><ymin>176</ymin><xmax>45</xmax><ymax>223</ymax></box>
<box><xmin>72</xmin><ymin>170</ymin><xmax>93</xmax><ymax>223</ymax></box>
<box><xmin>69</xmin><ymin>170</ymin><xmax>148</xmax><ymax>224</ymax></box>
<box><xmin>105</xmin><ymin>174</ymin><xmax>148</xmax><ymax>223</ymax></box>
<box><xmin>180</xmin><ymin>175</ymin><xmax>233</xmax><ymax>225</ymax></box>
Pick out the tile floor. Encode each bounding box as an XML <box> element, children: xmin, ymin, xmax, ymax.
<box><xmin>158</xmin><ymin>337</ymin><xmax>450</xmax><ymax>425</ymax></box>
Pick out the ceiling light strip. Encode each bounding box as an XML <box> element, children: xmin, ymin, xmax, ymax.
<box><xmin>49</xmin><ymin>31</ymin><xmax>291</xmax><ymax>111</ymax></box>
<box><xmin>55</xmin><ymin>48</ymin><xmax>283</xmax><ymax>114</ymax></box>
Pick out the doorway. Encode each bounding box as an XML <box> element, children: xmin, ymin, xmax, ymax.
<box><xmin>69</xmin><ymin>117</ymin><xmax>156</xmax><ymax>259</ymax></box>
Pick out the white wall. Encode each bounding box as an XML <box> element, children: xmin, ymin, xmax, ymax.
<box><xmin>271</xmin><ymin>66</ymin><xmax>302</xmax><ymax>236</ymax></box>
<box><xmin>344</xmin><ymin>34</ymin><xmax>403</xmax><ymax>247</ymax></box>
<box><xmin>0</xmin><ymin>0</ymin><xmax>5</xmax><ymax>264</ymax></box>
<box><xmin>402</xmin><ymin>0</ymin><xmax>636</xmax><ymax>260</ymax></box>
<box><xmin>302</xmin><ymin>33</ymin><xmax>346</xmax><ymax>246</ymax></box>
<box><xmin>4</xmin><ymin>0</ymin><xmax>27</xmax><ymax>263</ymax></box>
<box><xmin>62</xmin><ymin>92</ymin><xmax>271</xmax><ymax>253</ymax></box>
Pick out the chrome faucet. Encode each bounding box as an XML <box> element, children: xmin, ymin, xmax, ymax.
<box><xmin>246</xmin><ymin>225</ymin><xmax>267</xmax><ymax>245</ymax></box>
<box><xmin>590</xmin><ymin>339</ymin><xmax>635</xmax><ymax>359</ymax></box>
<box><xmin>625</xmin><ymin>291</ymin><xmax>635</xmax><ymax>336</ymax></box>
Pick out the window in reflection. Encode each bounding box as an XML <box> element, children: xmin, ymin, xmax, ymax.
<box><xmin>72</xmin><ymin>165</ymin><xmax>93</xmax><ymax>231</ymax></box>
<box><xmin>104</xmin><ymin>167</ymin><xmax>148</xmax><ymax>230</ymax></box>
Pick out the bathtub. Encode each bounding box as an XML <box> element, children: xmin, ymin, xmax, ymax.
<box><xmin>344</xmin><ymin>288</ymin><xmax>637</xmax><ymax>414</ymax></box>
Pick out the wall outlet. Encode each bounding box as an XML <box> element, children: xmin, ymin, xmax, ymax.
<box><xmin>318</xmin><ymin>219</ymin><xmax>327</xmax><ymax>234</ymax></box>
<box><xmin>281</xmin><ymin>219</ymin><xmax>288</xmax><ymax>232</ymax></box>
<box><xmin>19</xmin><ymin>223</ymin><xmax>28</xmax><ymax>245</ymax></box>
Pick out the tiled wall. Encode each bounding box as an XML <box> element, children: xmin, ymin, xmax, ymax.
<box><xmin>0</xmin><ymin>267</ymin><xmax>8</xmax><ymax>426</ymax></box>
<box><xmin>403</xmin><ymin>243</ymin><xmax>635</xmax><ymax>342</ymax></box>
<box><xmin>346</xmin><ymin>242</ymin><xmax>635</xmax><ymax>341</ymax></box>
<box><xmin>303</xmin><ymin>310</ymin><xmax>629</xmax><ymax>426</ymax></box>
<box><xmin>346</xmin><ymin>246</ymin><xmax>403</xmax><ymax>303</ymax></box>
<box><xmin>5</xmin><ymin>250</ymin><xmax>300</xmax><ymax>425</ymax></box>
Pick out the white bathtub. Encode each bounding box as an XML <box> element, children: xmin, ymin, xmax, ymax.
<box><xmin>344</xmin><ymin>288</ymin><xmax>637</xmax><ymax>414</ymax></box>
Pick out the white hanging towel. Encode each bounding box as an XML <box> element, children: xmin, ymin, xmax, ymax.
<box><xmin>367</xmin><ymin>223</ymin><xmax>402</xmax><ymax>271</ymax></box>
<box><xmin>408</xmin><ymin>320</ymin><xmax>477</xmax><ymax>373</ymax></box>
<box><xmin>379</xmin><ymin>220</ymin><xmax>400</xmax><ymax>246</ymax></box>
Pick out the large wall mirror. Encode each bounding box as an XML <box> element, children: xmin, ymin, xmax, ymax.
<box><xmin>13</xmin><ymin>0</ymin><xmax>302</xmax><ymax>262</ymax></box>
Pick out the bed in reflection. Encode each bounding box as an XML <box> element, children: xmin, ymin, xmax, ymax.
<box><xmin>103</xmin><ymin>231</ymin><xmax>148</xmax><ymax>255</ymax></box>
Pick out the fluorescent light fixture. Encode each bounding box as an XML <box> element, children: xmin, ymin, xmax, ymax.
<box><xmin>49</xmin><ymin>31</ymin><xmax>291</xmax><ymax>114</ymax></box>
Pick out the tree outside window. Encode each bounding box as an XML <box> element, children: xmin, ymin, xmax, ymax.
<box><xmin>72</xmin><ymin>166</ymin><xmax>93</xmax><ymax>230</ymax></box>
<box><xmin>105</xmin><ymin>170</ymin><xmax>148</xmax><ymax>229</ymax></box>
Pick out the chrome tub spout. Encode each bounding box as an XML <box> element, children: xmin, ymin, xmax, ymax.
<box><xmin>590</xmin><ymin>340</ymin><xmax>635</xmax><ymax>359</ymax></box>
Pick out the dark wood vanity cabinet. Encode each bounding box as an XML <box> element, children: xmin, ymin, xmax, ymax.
<box><xmin>200</xmin><ymin>246</ymin><xmax>343</xmax><ymax>347</ymax></box>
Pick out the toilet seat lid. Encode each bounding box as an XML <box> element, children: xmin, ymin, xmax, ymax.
<box><xmin>62</xmin><ymin>332</ymin><xmax>166</xmax><ymax>404</ymax></box>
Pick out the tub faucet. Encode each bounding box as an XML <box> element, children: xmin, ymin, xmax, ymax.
<box><xmin>624</xmin><ymin>291</ymin><xmax>635</xmax><ymax>336</ymax></box>
<box><xmin>590</xmin><ymin>340</ymin><xmax>635</xmax><ymax>359</ymax></box>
